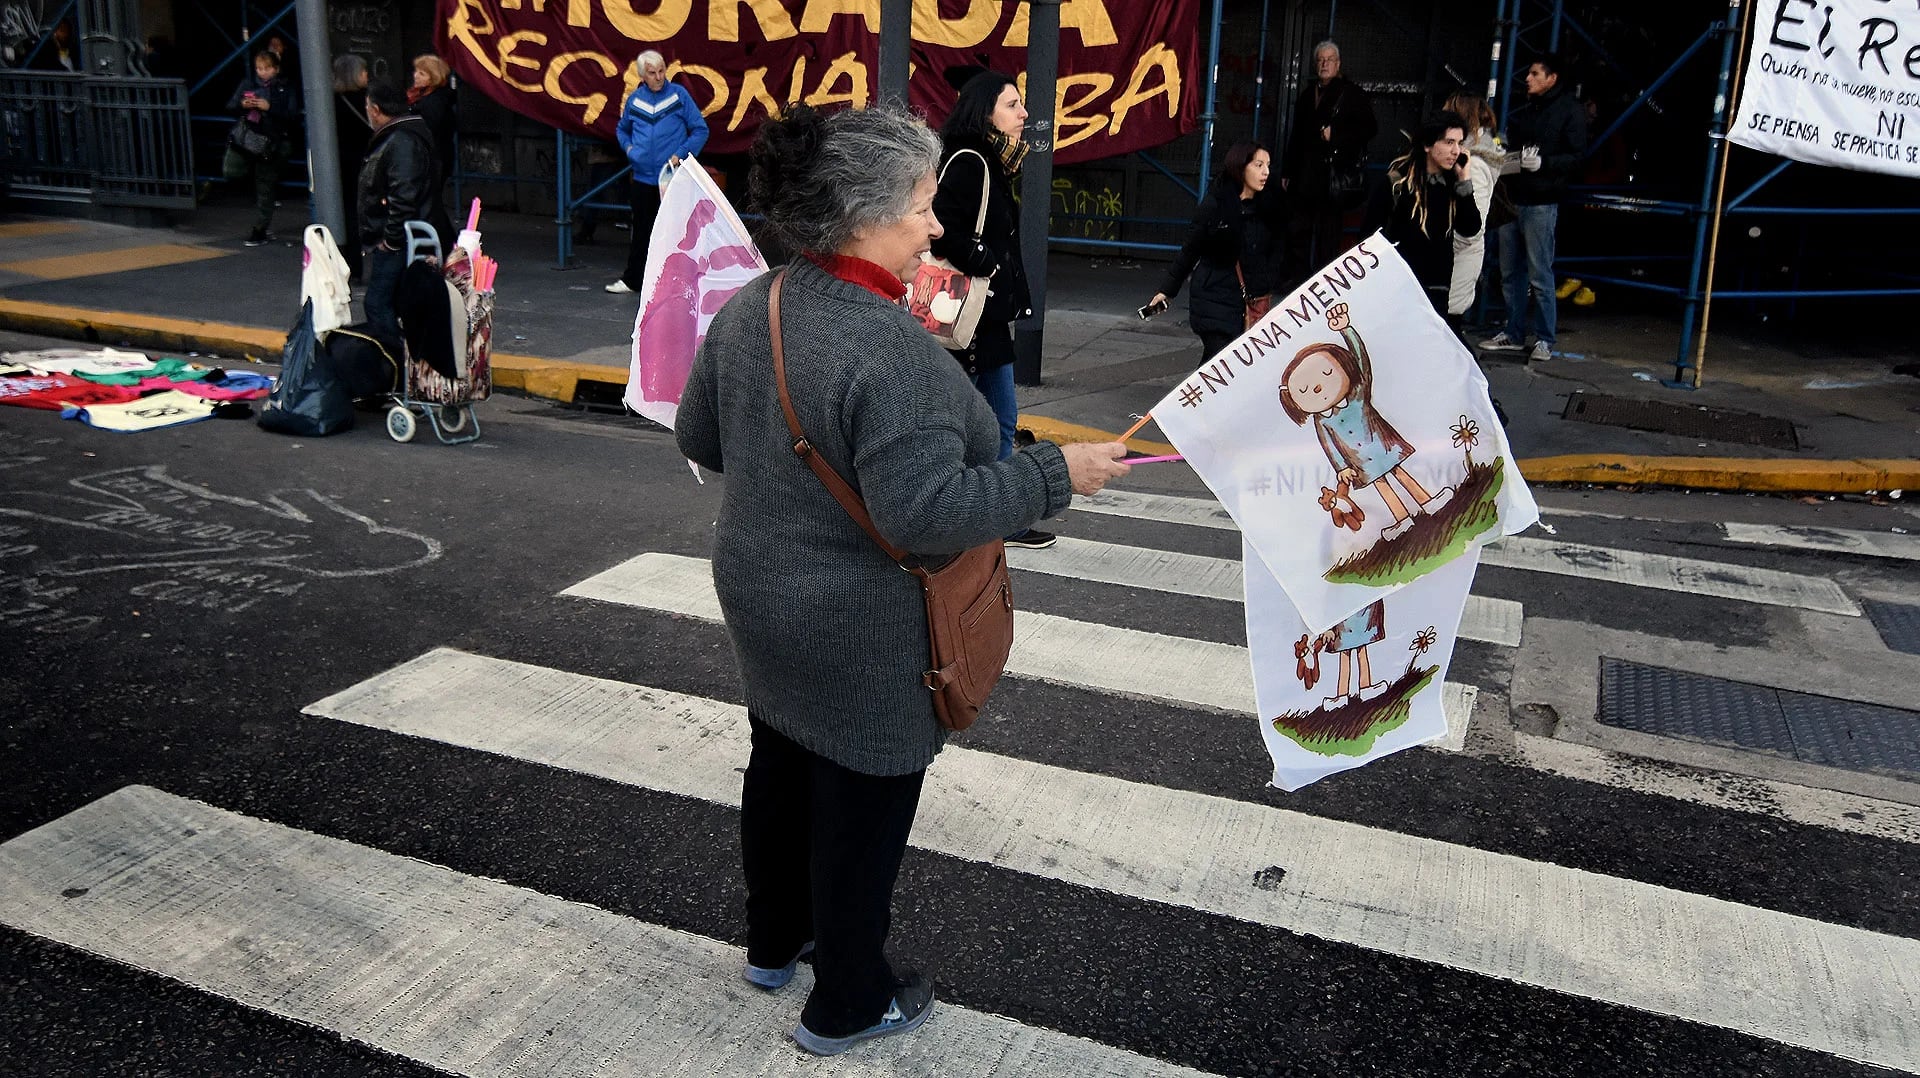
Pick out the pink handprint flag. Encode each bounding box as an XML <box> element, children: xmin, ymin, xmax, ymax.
<box><xmin>625</xmin><ymin>159</ymin><xmax>768</xmax><ymax>431</ymax></box>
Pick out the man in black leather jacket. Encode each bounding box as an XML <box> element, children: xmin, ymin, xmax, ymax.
<box><xmin>357</xmin><ymin>79</ymin><xmax>437</xmax><ymax>352</ymax></box>
<box><xmin>1481</xmin><ymin>52</ymin><xmax>1586</xmax><ymax>363</ymax></box>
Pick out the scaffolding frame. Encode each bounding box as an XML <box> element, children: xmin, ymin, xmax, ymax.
<box><xmin>1496</xmin><ymin>0</ymin><xmax>1920</xmax><ymax>387</ymax></box>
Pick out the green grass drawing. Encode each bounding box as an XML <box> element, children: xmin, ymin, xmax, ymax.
<box><xmin>1270</xmin><ymin>664</ymin><xmax>1439</xmax><ymax>757</ymax></box>
<box><xmin>1324</xmin><ymin>459</ymin><xmax>1506</xmax><ymax>586</ymax></box>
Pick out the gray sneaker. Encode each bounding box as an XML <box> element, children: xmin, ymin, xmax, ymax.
<box><xmin>1528</xmin><ymin>341</ymin><xmax>1552</xmax><ymax>362</ymax></box>
<box><xmin>1479</xmin><ymin>331</ymin><xmax>1522</xmax><ymax>351</ymax></box>
<box><xmin>792</xmin><ymin>972</ymin><xmax>934</xmax><ymax>1055</ymax></box>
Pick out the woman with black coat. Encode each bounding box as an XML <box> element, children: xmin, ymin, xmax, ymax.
<box><xmin>1150</xmin><ymin>142</ymin><xmax>1288</xmax><ymax>363</ymax></box>
<box><xmin>1370</xmin><ymin>110</ymin><xmax>1481</xmax><ymax>325</ymax></box>
<box><xmin>930</xmin><ymin>70</ymin><xmax>1050</xmax><ymax>549</ymax></box>
<box><xmin>332</xmin><ymin>54</ymin><xmax>373</xmax><ymax>278</ymax></box>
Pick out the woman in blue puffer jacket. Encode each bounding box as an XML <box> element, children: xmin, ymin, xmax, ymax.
<box><xmin>607</xmin><ymin>49</ymin><xmax>709</xmax><ymax>295</ymax></box>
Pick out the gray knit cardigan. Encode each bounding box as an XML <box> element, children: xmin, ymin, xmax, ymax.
<box><xmin>676</xmin><ymin>259</ymin><xmax>1073</xmax><ymax>776</ymax></box>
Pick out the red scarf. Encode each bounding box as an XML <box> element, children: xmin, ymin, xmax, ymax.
<box><xmin>804</xmin><ymin>252</ymin><xmax>907</xmax><ymax>302</ymax></box>
<box><xmin>407</xmin><ymin>85</ymin><xmax>428</xmax><ymax>105</ymax></box>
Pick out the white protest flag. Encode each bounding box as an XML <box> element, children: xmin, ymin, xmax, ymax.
<box><xmin>1246</xmin><ymin>540</ymin><xmax>1478</xmax><ymax>791</ymax></box>
<box><xmin>1729</xmin><ymin>0</ymin><xmax>1920</xmax><ymax>177</ymax></box>
<box><xmin>1151</xmin><ymin>233</ymin><xmax>1537</xmax><ymax>636</ymax></box>
<box><xmin>626</xmin><ymin>159</ymin><xmax>768</xmax><ymax>430</ymax></box>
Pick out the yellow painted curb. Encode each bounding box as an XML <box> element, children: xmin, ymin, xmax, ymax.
<box><xmin>1016</xmin><ymin>415</ymin><xmax>1177</xmax><ymax>457</ymax></box>
<box><xmin>0</xmin><ymin>298</ymin><xmax>283</xmax><ymax>358</ymax></box>
<box><xmin>1518</xmin><ymin>454</ymin><xmax>1920</xmax><ymax>495</ymax></box>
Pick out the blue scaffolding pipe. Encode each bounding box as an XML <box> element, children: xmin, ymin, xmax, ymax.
<box><xmin>1133</xmin><ymin>151</ymin><xmax>1200</xmax><ymax>201</ymax></box>
<box><xmin>1671</xmin><ymin>1</ymin><xmax>1743</xmax><ymax>388</ymax></box>
<box><xmin>1196</xmin><ymin>0</ymin><xmax>1226</xmax><ymax>197</ymax></box>
<box><xmin>1585</xmin><ymin>28</ymin><xmax>1714</xmax><ymax>159</ymax></box>
<box><xmin>1729</xmin><ymin>205</ymin><xmax>1920</xmax><ymax>216</ymax></box>
<box><xmin>1049</xmin><ymin>237</ymin><xmax>1182</xmax><ymax>254</ymax></box>
<box><xmin>1485</xmin><ymin>0</ymin><xmax>1508</xmax><ymax>100</ymax></box>
<box><xmin>1497</xmin><ymin>3</ymin><xmax>1520</xmax><ymax>130</ymax></box>
<box><xmin>1548</xmin><ymin>0</ymin><xmax>1562</xmax><ymax>50</ymax></box>
<box><xmin>188</xmin><ymin>1</ymin><xmax>295</xmax><ymax>96</ymax></box>
<box><xmin>1725</xmin><ymin>159</ymin><xmax>1791</xmax><ymax>208</ymax></box>
<box><xmin>1251</xmin><ymin>0</ymin><xmax>1271</xmax><ymax>134</ymax></box>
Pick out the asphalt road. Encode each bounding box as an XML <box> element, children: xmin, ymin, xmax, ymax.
<box><xmin>2</xmin><ymin>328</ymin><xmax>1917</xmax><ymax>1077</ymax></box>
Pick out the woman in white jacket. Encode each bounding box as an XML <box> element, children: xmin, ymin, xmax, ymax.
<box><xmin>1443</xmin><ymin>94</ymin><xmax>1503</xmax><ymax>321</ymax></box>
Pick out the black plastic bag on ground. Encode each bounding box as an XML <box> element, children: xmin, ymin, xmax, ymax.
<box><xmin>258</xmin><ymin>301</ymin><xmax>354</xmax><ymax>436</ymax></box>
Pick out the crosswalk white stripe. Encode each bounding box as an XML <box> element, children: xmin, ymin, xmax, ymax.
<box><xmin>301</xmin><ymin>649</ymin><xmax>1920</xmax><ymax>1072</ymax></box>
<box><xmin>1007</xmin><ymin>536</ymin><xmax>1524</xmax><ymax>647</ymax></box>
<box><xmin>1723</xmin><ymin>522</ymin><xmax>1920</xmax><ymax>563</ymax></box>
<box><xmin>0</xmin><ymin>785</ymin><xmax>1213</xmax><ymax>1078</ymax></box>
<box><xmin>559</xmin><ymin>552</ymin><xmax>1476</xmax><ymax>726</ymax></box>
<box><xmin>1481</xmin><ymin>535</ymin><xmax>1862</xmax><ymax>615</ymax></box>
<box><xmin>1509</xmin><ymin>732</ymin><xmax>1920</xmax><ymax>845</ymax></box>
<box><xmin>1077</xmin><ymin>491</ymin><xmax>1859</xmax><ymax>615</ymax></box>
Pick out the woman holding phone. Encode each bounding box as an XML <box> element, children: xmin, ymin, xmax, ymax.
<box><xmin>1147</xmin><ymin>142</ymin><xmax>1287</xmax><ymax>363</ymax></box>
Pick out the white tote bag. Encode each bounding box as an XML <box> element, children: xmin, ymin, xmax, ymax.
<box><xmin>300</xmin><ymin>224</ymin><xmax>353</xmax><ymax>339</ymax></box>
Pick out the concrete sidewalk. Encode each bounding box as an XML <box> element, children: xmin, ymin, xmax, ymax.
<box><xmin>2</xmin><ymin>203</ymin><xmax>1915</xmax><ymax>494</ymax></box>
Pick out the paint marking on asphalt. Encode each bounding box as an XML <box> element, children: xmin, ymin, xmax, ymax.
<box><xmin>1007</xmin><ymin>536</ymin><xmax>1523</xmax><ymax>648</ymax></box>
<box><xmin>298</xmin><ymin>649</ymin><xmax>1920</xmax><ymax>1072</ymax></box>
<box><xmin>561</xmin><ymin>552</ymin><xmax>1475</xmax><ymax>728</ymax></box>
<box><xmin>1072</xmin><ymin>491</ymin><xmax>1860</xmax><ymax>616</ymax></box>
<box><xmin>0</xmin><ymin>243</ymin><xmax>230</xmax><ymax>282</ymax></box>
<box><xmin>0</xmin><ymin>785</ymin><xmax>1215</xmax><ymax>1078</ymax></box>
<box><xmin>1508</xmin><ymin>732</ymin><xmax>1920</xmax><ymax>845</ymax></box>
<box><xmin>0</xmin><ymin>221</ymin><xmax>86</xmax><ymax>239</ymax></box>
<box><xmin>1723</xmin><ymin>523</ymin><xmax>1920</xmax><ymax>563</ymax></box>
<box><xmin>1482</xmin><ymin>535</ymin><xmax>1861</xmax><ymax>616</ymax></box>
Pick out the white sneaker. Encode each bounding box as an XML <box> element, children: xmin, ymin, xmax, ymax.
<box><xmin>1322</xmin><ymin>693</ymin><xmax>1351</xmax><ymax>710</ymax></box>
<box><xmin>605</xmin><ymin>280</ymin><xmax>633</xmax><ymax>294</ymax></box>
<box><xmin>1419</xmin><ymin>485</ymin><xmax>1455</xmax><ymax>514</ymax></box>
<box><xmin>1357</xmin><ymin>681</ymin><xmax>1390</xmax><ymax>702</ymax></box>
<box><xmin>1479</xmin><ymin>331</ymin><xmax>1522</xmax><ymax>351</ymax></box>
<box><xmin>1528</xmin><ymin>340</ymin><xmax>1552</xmax><ymax>362</ymax></box>
<box><xmin>1382</xmin><ymin>517</ymin><xmax>1416</xmax><ymax>541</ymax></box>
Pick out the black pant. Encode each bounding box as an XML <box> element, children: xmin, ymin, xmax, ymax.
<box><xmin>1286</xmin><ymin>199</ymin><xmax>1346</xmax><ymax>285</ymax></box>
<box><xmin>362</xmin><ymin>247</ymin><xmax>405</xmax><ymax>355</ymax></box>
<box><xmin>741</xmin><ymin>714</ymin><xmax>925</xmax><ymax>1037</ymax></box>
<box><xmin>620</xmin><ymin>180</ymin><xmax>664</xmax><ymax>287</ymax></box>
<box><xmin>1198</xmin><ymin>328</ymin><xmax>1237</xmax><ymax>363</ymax></box>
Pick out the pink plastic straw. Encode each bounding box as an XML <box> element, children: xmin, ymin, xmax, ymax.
<box><xmin>466</xmin><ymin>198</ymin><xmax>482</xmax><ymax>232</ymax></box>
<box><xmin>1125</xmin><ymin>454</ymin><xmax>1184</xmax><ymax>464</ymax></box>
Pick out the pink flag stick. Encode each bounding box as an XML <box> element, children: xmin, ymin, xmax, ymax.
<box><xmin>1124</xmin><ymin>454</ymin><xmax>1184</xmax><ymax>464</ymax></box>
<box><xmin>466</xmin><ymin>198</ymin><xmax>482</xmax><ymax>232</ymax></box>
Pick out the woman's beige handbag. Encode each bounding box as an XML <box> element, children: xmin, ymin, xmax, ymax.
<box><xmin>906</xmin><ymin>149</ymin><xmax>994</xmax><ymax>351</ymax></box>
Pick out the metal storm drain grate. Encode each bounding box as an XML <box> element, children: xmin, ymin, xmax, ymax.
<box><xmin>1864</xmin><ymin>600</ymin><xmax>1920</xmax><ymax>656</ymax></box>
<box><xmin>1561</xmin><ymin>393</ymin><xmax>1800</xmax><ymax>450</ymax></box>
<box><xmin>1597</xmin><ymin>658</ymin><xmax>1920</xmax><ymax>777</ymax></box>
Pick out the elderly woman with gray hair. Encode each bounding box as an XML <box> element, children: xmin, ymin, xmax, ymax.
<box><xmin>676</xmin><ymin>103</ymin><xmax>1131</xmax><ymax>1056</ymax></box>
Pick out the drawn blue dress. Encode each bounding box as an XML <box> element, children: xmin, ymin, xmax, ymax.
<box><xmin>1312</xmin><ymin>325</ymin><xmax>1413</xmax><ymax>486</ymax></box>
<box><xmin>1329</xmin><ymin>599</ymin><xmax>1386</xmax><ymax>652</ymax></box>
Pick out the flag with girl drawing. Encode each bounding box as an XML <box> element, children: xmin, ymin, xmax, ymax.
<box><xmin>1151</xmin><ymin>233</ymin><xmax>1537</xmax><ymax>789</ymax></box>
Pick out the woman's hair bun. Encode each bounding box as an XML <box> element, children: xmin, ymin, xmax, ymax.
<box><xmin>749</xmin><ymin>103</ymin><xmax>827</xmax><ymax>217</ymax></box>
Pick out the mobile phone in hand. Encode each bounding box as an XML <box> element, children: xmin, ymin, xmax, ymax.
<box><xmin>1137</xmin><ymin>298</ymin><xmax>1169</xmax><ymax>320</ymax></box>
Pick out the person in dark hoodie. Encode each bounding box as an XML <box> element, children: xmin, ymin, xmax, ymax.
<box><xmin>225</xmin><ymin>48</ymin><xmax>298</xmax><ymax>246</ymax></box>
<box><xmin>928</xmin><ymin>69</ymin><xmax>1048</xmax><ymax>547</ymax></box>
<box><xmin>358</xmin><ymin>77</ymin><xmax>438</xmax><ymax>352</ymax></box>
<box><xmin>1149</xmin><ymin>141</ymin><xmax>1288</xmax><ymax>365</ymax></box>
<box><xmin>1372</xmin><ymin>110</ymin><xmax>1481</xmax><ymax>327</ymax></box>
<box><xmin>1281</xmin><ymin>40</ymin><xmax>1376</xmax><ymax>280</ymax></box>
<box><xmin>332</xmin><ymin>54</ymin><xmax>373</xmax><ymax>279</ymax></box>
<box><xmin>1480</xmin><ymin>52</ymin><xmax>1586</xmax><ymax>363</ymax></box>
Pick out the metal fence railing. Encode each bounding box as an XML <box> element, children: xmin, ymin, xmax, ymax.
<box><xmin>1</xmin><ymin>70</ymin><xmax>193</xmax><ymax>208</ymax></box>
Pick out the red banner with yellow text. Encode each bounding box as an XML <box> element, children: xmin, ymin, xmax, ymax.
<box><xmin>436</xmin><ymin>0</ymin><xmax>1199</xmax><ymax>165</ymax></box>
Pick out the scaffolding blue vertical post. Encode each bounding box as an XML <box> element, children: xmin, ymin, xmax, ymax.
<box><xmin>1326</xmin><ymin>0</ymin><xmax>1338</xmax><ymax>37</ymax></box>
<box><xmin>1196</xmin><ymin>0</ymin><xmax>1226</xmax><ymax>198</ymax></box>
<box><xmin>1670</xmin><ymin>0</ymin><xmax>1744</xmax><ymax>388</ymax></box>
<box><xmin>1548</xmin><ymin>0</ymin><xmax>1563</xmax><ymax>51</ymax></box>
<box><xmin>1498</xmin><ymin>0</ymin><xmax>1521</xmax><ymax>130</ymax></box>
<box><xmin>1486</xmin><ymin>0</ymin><xmax>1508</xmax><ymax>101</ymax></box>
<box><xmin>555</xmin><ymin>128</ymin><xmax>573</xmax><ymax>269</ymax></box>
<box><xmin>1251</xmin><ymin>0</ymin><xmax>1271</xmax><ymax>134</ymax></box>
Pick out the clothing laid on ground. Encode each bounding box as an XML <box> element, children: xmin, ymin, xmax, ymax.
<box><xmin>614</xmin><ymin>81</ymin><xmax>709</xmax><ymax>288</ymax></box>
<box><xmin>676</xmin><ymin>255</ymin><xmax>1072</xmax><ymax>775</ymax></box>
<box><xmin>62</xmin><ymin>390</ymin><xmax>216</xmax><ymax>431</ymax></box>
<box><xmin>1156</xmin><ymin>188</ymin><xmax>1287</xmax><ymax>355</ymax></box>
<box><xmin>0</xmin><ymin>373</ymin><xmax>143</xmax><ymax>411</ymax></box>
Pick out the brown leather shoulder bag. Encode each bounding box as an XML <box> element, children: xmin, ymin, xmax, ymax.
<box><xmin>768</xmin><ymin>270</ymin><xmax>1014</xmax><ymax>732</ymax></box>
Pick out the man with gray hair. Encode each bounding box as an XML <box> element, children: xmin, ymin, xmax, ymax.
<box><xmin>606</xmin><ymin>49</ymin><xmax>709</xmax><ymax>294</ymax></box>
<box><xmin>1281</xmin><ymin>40</ymin><xmax>1377</xmax><ymax>281</ymax></box>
